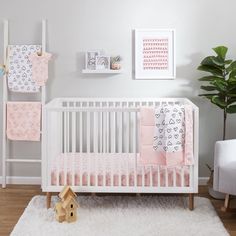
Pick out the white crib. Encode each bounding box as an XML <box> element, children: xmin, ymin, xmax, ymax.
<box><xmin>42</xmin><ymin>98</ymin><xmax>199</xmax><ymax>210</ymax></box>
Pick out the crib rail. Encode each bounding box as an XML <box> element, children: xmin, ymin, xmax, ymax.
<box><xmin>42</xmin><ymin>98</ymin><xmax>198</xmax><ymax>194</ymax></box>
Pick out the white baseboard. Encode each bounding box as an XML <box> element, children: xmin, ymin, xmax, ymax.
<box><xmin>0</xmin><ymin>176</ymin><xmax>41</xmax><ymax>185</ymax></box>
<box><xmin>0</xmin><ymin>176</ymin><xmax>210</xmax><ymax>186</ymax></box>
<box><xmin>198</xmin><ymin>177</ymin><xmax>209</xmax><ymax>186</ymax></box>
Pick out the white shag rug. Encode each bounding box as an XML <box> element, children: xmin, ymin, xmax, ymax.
<box><xmin>11</xmin><ymin>195</ymin><xmax>229</xmax><ymax>236</ymax></box>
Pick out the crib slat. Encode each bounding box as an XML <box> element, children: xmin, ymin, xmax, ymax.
<box><xmin>111</xmin><ymin>111</ymin><xmax>116</xmax><ymax>153</ymax></box>
<box><xmin>173</xmin><ymin>168</ymin><xmax>176</xmax><ymax>187</ymax></box>
<box><xmin>99</xmin><ymin>111</ymin><xmax>103</xmax><ymax>153</ymax></box>
<box><xmin>190</xmin><ymin>165</ymin><xmax>193</xmax><ymax>188</ymax></box>
<box><xmin>181</xmin><ymin>167</ymin><xmax>184</xmax><ymax>187</ymax></box>
<box><xmin>79</xmin><ymin>155</ymin><xmax>82</xmax><ymax>186</ymax></box>
<box><xmin>150</xmin><ymin>166</ymin><xmax>153</xmax><ymax>187</ymax></box>
<box><xmin>59</xmin><ymin>112</ymin><xmax>63</xmax><ymax>153</ymax></box>
<box><xmin>72</xmin><ymin>105</ymin><xmax>76</xmax><ymax>187</ymax></box>
<box><xmin>72</xmin><ymin>153</ymin><xmax>75</xmax><ymax>186</ymax></box>
<box><xmin>95</xmin><ymin>156</ymin><xmax>98</xmax><ymax>187</ymax></box>
<box><xmin>87</xmin><ymin>109</ymin><xmax>91</xmax><ymax>187</ymax></box>
<box><xmin>103</xmin><ymin>111</ymin><xmax>106</xmax><ymax>153</ymax></box>
<box><xmin>105</xmin><ymin>104</ymin><xmax>109</xmax><ymax>153</ymax></box>
<box><xmin>103</xmin><ymin>155</ymin><xmax>106</xmax><ymax>187</ymax></box>
<box><xmin>67</xmin><ymin>111</ymin><xmax>70</xmax><ymax>152</ymax></box>
<box><xmin>63</xmin><ymin>111</ymin><xmax>67</xmax><ymax>153</ymax></box>
<box><xmin>106</xmin><ymin>110</ymin><xmax>109</xmax><ymax>153</ymax></box>
<box><xmin>118</xmin><ymin>112</ymin><xmax>123</xmax><ymax>153</ymax></box>
<box><xmin>65</xmin><ymin>105</ymin><xmax>69</xmax><ymax>184</ymax></box>
<box><xmin>137</xmin><ymin>101</ymin><xmax>142</xmax><ymax>161</ymax></box>
<box><xmin>88</xmin><ymin>155</ymin><xmax>91</xmax><ymax>187</ymax></box>
<box><xmin>119</xmin><ymin>156</ymin><xmax>122</xmax><ymax>187</ymax></box>
<box><xmin>165</xmin><ymin>167</ymin><xmax>168</xmax><ymax>187</ymax></box>
<box><xmin>72</xmin><ymin>111</ymin><xmax>76</xmax><ymax>153</ymax></box>
<box><xmin>87</xmin><ymin>111</ymin><xmax>90</xmax><ymax>153</ymax></box>
<box><xmin>64</xmin><ymin>153</ymin><xmax>67</xmax><ymax>186</ymax></box>
<box><xmin>79</xmin><ymin>103</ymin><xmax>83</xmax><ymax>186</ymax></box>
<box><xmin>126</xmin><ymin>111</ymin><xmax>130</xmax><ymax>153</ymax></box>
<box><xmin>157</xmin><ymin>166</ymin><xmax>160</xmax><ymax>187</ymax></box>
<box><xmin>57</xmin><ymin>111</ymin><xmax>62</xmax><ymax>186</ymax></box>
<box><xmin>79</xmin><ymin>111</ymin><xmax>83</xmax><ymax>153</ymax></box>
<box><xmin>110</xmin><ymin>110</ymin><xmax>115</xmax><ymax>187</ymax></box>
<box><xmin>94</xmin><ymin>111</ymin><xmax>98</xmax><ymax>153</ymax></box>
<box><xmin>125</xmin><ymin>154</ymin><xmax>129</xmax><ymax>187</ymax></box>
<box><xmin>125</xmin><ymin>106</ymin><xmax>129</xmax><ymax>187</ymax></box>
<box><xmin>133</xmin><ymin>111</ymin><xmax>137</xmax><ymax>187</ymax></box>
<box><xmin>142</xmin><ymin>166</ymin><xmax>145</xmax><ymax>187</ymax></box>
<box><xmin>56</xmin><ymin>155</ymin><xmax>59</xmax><ymax>186</ymax></box>
<box><xmin>111</xmin><ymin>155</ymin><xmax>114</xmax><ymax>187</ymax></box>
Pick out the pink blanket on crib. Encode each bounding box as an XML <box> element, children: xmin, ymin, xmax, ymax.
<box><xmin>140</xmin><ymin>106</ymin><xmax>194</xmax><ymax>166</ymax></box>
<box><xmin>50</xmin><ymin>153</ymin><xmax>190</xmax><ymax>187</ymax></box>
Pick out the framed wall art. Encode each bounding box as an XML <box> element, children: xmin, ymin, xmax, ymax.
<box><xmin>85</xmin><ymin>51</ymin><xmax>100</xmax><ymax>70</ymax></box>
<box><xmin>96</xmin><ymin>55</ymin><xmax>110</xmax><ymax>70</ymax></box>
<box><xmin>135</xmin><ymin>29</ymin><xmax>175</xmax><ymax>79</ymax></box>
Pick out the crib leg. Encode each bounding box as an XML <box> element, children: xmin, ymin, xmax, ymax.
<box><xmin>46</xmin><ymin>192</ymin><xmax>52</xmax><ymax>209</ymax></box>
<box><xmin>189</xmin><ymin>193</ymin><xmax>194</xmax><ymax>210</ymax></box>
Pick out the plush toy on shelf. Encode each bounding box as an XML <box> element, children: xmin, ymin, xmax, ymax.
<box><xmin>55</xmin><ymin>186</ymin><xmax>79</xmax><ymax>223</ymax></box>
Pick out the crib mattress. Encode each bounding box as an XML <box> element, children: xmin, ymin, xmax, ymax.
<box><xmin>50</xmin><ymin>153</ymin><xmax>190</xmax><ymax>187</ymax></box>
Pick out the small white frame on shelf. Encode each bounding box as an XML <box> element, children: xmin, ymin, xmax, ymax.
<box><xmin>85</xmin><ymin>51</ymin><xmax>100</xmax><ymax>70</ymax></box>
<box><xmin>135</xmin><ymin>29</ymin><xmax>176</xmax><ymax>80</ymax></box>
<box><xmin>96</xmin><ymin>55</ymin><xmax>110</xmax><ymax>70</ymax></box>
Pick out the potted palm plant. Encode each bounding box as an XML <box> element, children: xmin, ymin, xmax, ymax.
<box><xmin>198</xmin><ymin>46</ymin><xmax>236</xmax><ymax>198</ymax></box>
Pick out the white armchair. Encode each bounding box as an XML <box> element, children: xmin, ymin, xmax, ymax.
<box><xmin>213</xmin><ymin>139</ymin><xmax>236</xmax><ymax>211</ymax></box>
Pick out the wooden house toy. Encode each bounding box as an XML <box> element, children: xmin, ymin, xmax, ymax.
<box><xmin>55</xmin><ymin>186</ymin><xmax>79</xmax><ymax>223</ymax></box>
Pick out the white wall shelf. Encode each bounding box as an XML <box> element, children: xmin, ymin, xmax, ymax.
<box><xmin>82</xmin><ymin>69</ymin><xmax>122</xmax><ymax>74</ymax></box>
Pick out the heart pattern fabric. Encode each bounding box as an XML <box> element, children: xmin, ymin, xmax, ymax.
<box><xmin>153</xmin><ymin>104</ymin><xmax>185</xmax><ymax>153</ymax></box>
<box><xmin>7</xmin><ymin>45</ymin><xmax>41</xmax><ymax>93</ymax></box>
<box><xmin>6</xmin><ymin>102</ymin><xmax>41</xmax><ymax>141</ymax></box>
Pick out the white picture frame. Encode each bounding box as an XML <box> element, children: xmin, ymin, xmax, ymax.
<box><xmin>135</xmin><ymin>29</ymin><xmax>176</xmax><ymax>79</ymax></box>
<box><xmin>96</xmin><ymin>55</ymin><xmax>110</xmax><ymax>70</ymax></box>
<box><xmin>85</xmin><ymin>51</ymin><xmax>100</xmax><ymax>70</ymax></box>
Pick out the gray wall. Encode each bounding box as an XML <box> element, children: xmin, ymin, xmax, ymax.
<box><xmin>0</xmin><ymin>0</ymin><xmax>236</xmax><ymax>178</ymax></box>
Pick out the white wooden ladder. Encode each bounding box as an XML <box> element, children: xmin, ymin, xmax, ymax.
<box><xmin>1</xmin><ymin>19</ymin><xmax>47</xmax><ymax>187</ymax></box>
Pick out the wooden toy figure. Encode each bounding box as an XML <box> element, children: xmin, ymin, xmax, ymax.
<box><xmin>55</xmin><ymin>186</ymin><xmax>79</xmax><ymax>223</ymax></box>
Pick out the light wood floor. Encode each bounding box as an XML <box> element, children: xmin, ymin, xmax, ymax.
<box><xmin>0</xmin><ymin>185</ymin><xmax>236</xmax><ymax>236</ymax></box>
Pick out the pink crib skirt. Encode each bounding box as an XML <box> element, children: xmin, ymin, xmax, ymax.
<box><xmin>50</xmin><ymin>153</ymin><xmax>190</xmax><ymax>187</ymax></box>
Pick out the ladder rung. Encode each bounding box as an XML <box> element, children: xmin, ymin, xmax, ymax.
<box><xmin>6</xmin><ymin>159</ymin><xmax>41</xmax><ymax>163</ymax></box>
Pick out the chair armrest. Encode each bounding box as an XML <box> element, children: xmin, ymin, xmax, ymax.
<box><xmin>213</xmin><ymin>139</ymin><xmax>236</xmax><ymax>191</ymax></box>
<box><xmin>214</xmin><ymin>139</ymin><xmax>236</xmax><ymax>166</ymax></box>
